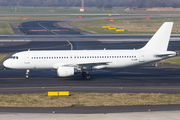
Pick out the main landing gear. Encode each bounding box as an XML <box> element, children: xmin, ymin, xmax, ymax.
<box><xmin>26</xmin><ymin>69</ymin><xmax>30</xmax><ymax>79</ymax></box>
<box><xmin>82</xmin><ymin>72</ymin><xmax>91</xmax><ymax>80</ymax></box>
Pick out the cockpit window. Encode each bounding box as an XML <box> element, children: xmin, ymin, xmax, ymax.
<box><xmin>10</xmin><ymin>56</ymin><xmax>19</xmax><ymax>59</ymax></box>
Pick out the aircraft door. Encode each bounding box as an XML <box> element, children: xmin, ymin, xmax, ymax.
<box><xmin>139</xmin><ymin>51</ymin><xmax>145</xmax><ymax>62</ymax></box>
<box><xmin>24</xmin><ymin>52</ymin><xmax>30</xmax><ymax>64</ymax></box>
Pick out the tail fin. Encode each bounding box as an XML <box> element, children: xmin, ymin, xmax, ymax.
<box><xmin>141</xmin><ymin>22</ymin><xmax>173</xmax><ymax>51</ymax></box>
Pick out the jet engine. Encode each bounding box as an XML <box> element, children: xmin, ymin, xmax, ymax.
<box><xmin>57</xmin><ymin>67</ymin><xmax>74</xmax><ymax>77</ymax></box>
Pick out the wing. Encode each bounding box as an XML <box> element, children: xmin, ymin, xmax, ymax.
<box><xmin>53</xmin><ymin>61</ymin><xmax>110</xmax><ymax>69</ymax></box>
<box><xmin>76</xmin><ymin>61</ymin><xmax>110</xmax><ymax>69</ymax></box>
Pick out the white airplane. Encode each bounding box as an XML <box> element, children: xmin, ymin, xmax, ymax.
<box><xmin>3</xmin><ymin>22</ymin><xmax>176</xmax><ymax>79</ymax></box>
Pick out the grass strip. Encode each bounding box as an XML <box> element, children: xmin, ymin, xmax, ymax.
<box><xmin>71</xmin><ymin>17</ymin><xmax>180</xmax><ymax>34</ymax></box>
<box><xmin>0</xmin><ymin>23</ymin><xmax>14</xmax><ymax>34</ymax></box>
<box><xmin>0</xmin><ymin>54</ymin><xmax>8</xmax><ymax>62</ymax></box>
<box><xmin>160</xmin><ymin>56</ymin><xmax>180</xmax><ymax>65</ymax></box>
<box><xmin>0</xmin><ymin>93</ymin><xmax>180</xmax><ymax>107</ymax></box>
<box><xmin>0</xmin><ymin>7</ymin><xmax>179</xmax><ymax>14</ymax></box>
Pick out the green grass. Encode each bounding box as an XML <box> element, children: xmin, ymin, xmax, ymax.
<box><xmin>71</xmin><ymin>17</ymin><xmax>180</xmax><ymax>34</ymax></box>
<box><xmin>160</xmin><ymin>56</ymin><xmax>180</xmax><ymax>65</ymax></box>
<box><xmin>0</xmin><ymin>7</ymin><xmax>179</xmax><ymax>14</ymax></box>
<box><xmin>0</xmin><ymin>7</ymin><xmax>125</xmax><ymax>14</ymax></box>
<box><xmin>0</xmin><ymin>23</ymin><xmax>14</xmax><ymax>34</ymax></box>
<box><xmin>0</xmin><ymin>54</ymin><xmax>8</xmax><ymax>62</ymax></box>
<box><xmin>0</xmin><ymin>92</ymin><xmax>180</xmax><ymax>107</ymax></box>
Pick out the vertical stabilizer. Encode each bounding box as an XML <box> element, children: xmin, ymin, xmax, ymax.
<box><xmin>141</xmin><ymin>22</ymin><xmax>173</xmax><ymax>51</ymax></box>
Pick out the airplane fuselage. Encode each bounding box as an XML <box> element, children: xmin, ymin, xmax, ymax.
<box><xmin>4</xmin><ymin>50</ymin><xmax>175</xmax><ymax>70</ymax></box>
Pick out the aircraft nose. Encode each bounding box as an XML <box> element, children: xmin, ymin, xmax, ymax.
<box><xmin>3</xmin><ymin>60</ymin><xmax>10</xmax><ymax>68</ymax></box>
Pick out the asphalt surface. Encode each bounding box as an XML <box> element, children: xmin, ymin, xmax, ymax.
<box><xmin>0</xmin><ymin>40</ymin><xmax>180</xmax><ymax>53</ymax></box>
<box><xmin>0</xmin><ymin>105</ymin><xmax>180</xmax><ymax>114</ymax></box>
<box><xmin>20</xmin><ymin>21</ymin><xmax>81</xmax><ymax>35</ymax></box>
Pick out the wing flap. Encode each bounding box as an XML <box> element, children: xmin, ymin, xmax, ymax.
<box><xmin>53</xmin><ymin>61</ymin><xmax>110</xmax><ymax>69</ymax></box>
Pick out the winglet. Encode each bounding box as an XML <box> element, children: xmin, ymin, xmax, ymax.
<box><xmin>141</xmin><ymin>22</ymin><xmax>173</xmax><ymax>51</ymax></box>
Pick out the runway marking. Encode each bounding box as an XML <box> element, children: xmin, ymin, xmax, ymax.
<box><xmin>0</xmin><ymin>77</ymin><xmax>72</xmax><ymax>80</ymax></box>
<box><xmin>38</xmin><ymin>22</ymin><xmax>59</xmax><ymax>35</ymax></box>
<box><xmin>118</xmin><ymin>71</ymin><xmax>145</xmax><ymax>75</ymax></box>
<box><xmin>38</xmin><ymin>22</ymin><xmax>73</xmax><ymax>50</ymax></box>
<box><xmin>66</xmin><ymin>40</ymin><xmax>73</xmax><ymax>50</ymax></box>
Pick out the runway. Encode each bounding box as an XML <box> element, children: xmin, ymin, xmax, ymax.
<box><xmin>0</xmin><ymin>105</ymin><xmax>180</xmax><ymax>113</ymax></box>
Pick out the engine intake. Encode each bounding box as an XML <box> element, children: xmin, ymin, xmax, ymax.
<box><xmin>57</xmin><ymin>67</ymin><xmax>74</xmax><ymax>77</ymax></box>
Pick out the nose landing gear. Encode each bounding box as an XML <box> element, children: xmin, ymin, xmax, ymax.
<box><xmin>26</xmin><ymin>70</ymin><xmax>30</xmax><ymax>79</ymax></box>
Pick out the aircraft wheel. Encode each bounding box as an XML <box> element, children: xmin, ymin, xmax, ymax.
<box><xmin>26</xmin><ymin>75</ymin><xmax>29</xmax><ymax>79</ymax></box>
<box><xmin>85</xmin><ymin>74</ymin><xmax>91</xmax><ymax>80</ymax></box>
<box><xmin>82</xmin><ymin>72</ymin><xmax>87</xmax><ymax>77</ymax></box>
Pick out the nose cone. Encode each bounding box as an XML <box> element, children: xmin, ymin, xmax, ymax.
<box><xmin>3</xmin><ymin>60</ymin><xmax>10</xmax><ymax>68</ymax></box>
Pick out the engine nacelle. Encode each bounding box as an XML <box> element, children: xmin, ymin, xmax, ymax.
<box><xmin>57</xmin><ymin>67</ymin><xmax>74</xmax><ymax>77</ymax></box>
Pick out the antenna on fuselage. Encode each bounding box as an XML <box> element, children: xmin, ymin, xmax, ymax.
<box><xmin>28</xmin><ymin>49</ymin><xmax>30</xmax><ymax>51</ymax></box>
<box><xmin>104</xmin><ymin>48</ymin><xmax>106</xmax><ymax>50</ymax></box>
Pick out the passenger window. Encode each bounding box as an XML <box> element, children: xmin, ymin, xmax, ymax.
<box><xmin>97</xmin><ymin>56</ymin><xmax>99</xmax><ymax>58</ymax></box>
<box><xmin>87</xmin><ymin>56</ymin><xmax>89</xmax><ymax>58</ymax></box>
<box><xmin>82</xmin><ymin>56</ymin><xmax>84</xmax><ymax>58</ymax></box>
<box><xmin>74</xmin><ymin>56</ymin><xmax>76</xmax><ymax>59</ymax></box>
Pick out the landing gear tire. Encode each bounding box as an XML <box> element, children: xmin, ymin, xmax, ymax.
<box><xmin>26</xmin><ymin>75</ymin><xmax>29</xmax><ymax>79</ymax></box>
<box><xmin>82</xmin><ymin>72</ymin><xmax>87</xmax><ymax>77</ymax></box>
<box><xmin>85</xmin><ymin>74</ymin><xmax>91</xmax><ymax>80</ymax></box>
